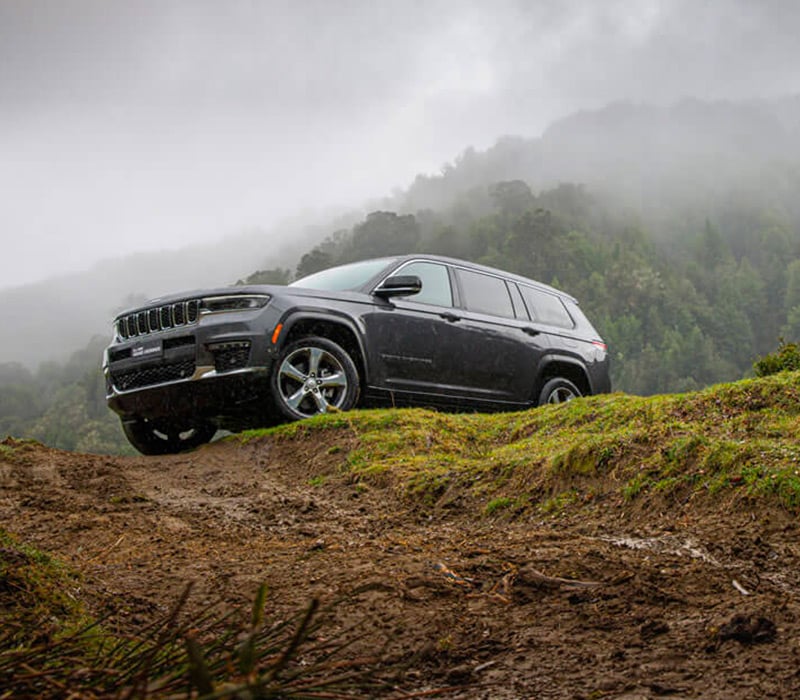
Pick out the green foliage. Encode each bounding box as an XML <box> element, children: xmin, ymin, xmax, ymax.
<box><xmin>0</xmin><ymin>528</ymin><xmax>88</xmax><ymax>649</ymax></box>
<box><xmin>296</xmin><ymin>247</ymin><xmax>333</xmax><ymax>278</ymax></box>
<box><xmin>753</xmin><ymin>340</ymin><xmax>800</xmax><ymax>377</ymax></box>
<box><xmin>484</xmin><ymin>496</ymin><xmax>513</xmax><ymax>515</ymax></box>
<box><xmin>343</xmin><ymin>211</ymin><xmax>420</xmax><ymax>262</ymax></box>
<box><xmin>0</xmin><ymin>337</ymin><xmax>135</xmax><ymax>455</ymax></box>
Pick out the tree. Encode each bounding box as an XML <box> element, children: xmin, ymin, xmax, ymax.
<box><xmin>489</xmin><ymin>180</ymin><xmax>535</xmax><ymax>218</ymax></box>
<box><xmin>340</xmin><ymin>211</ymin><xmax>420</xmax><ymax>262</ymax></box>
<box><xmin>295</xmin><ymin>248</ymin><xmax>333</xmax><ymax>279</ymax></box>
<box><xmin>236</xmin><ymin>267</ymin><xmax>292</xmax><ymax>286</ymax></box>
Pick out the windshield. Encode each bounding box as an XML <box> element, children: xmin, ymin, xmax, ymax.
<box><xmin>290</xmin><ymin>258</ymin><xmax>395</xmax><ymax>291</ymax></box>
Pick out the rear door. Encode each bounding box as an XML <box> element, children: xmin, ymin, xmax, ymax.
<box><xmin>447</xmin><ymin>267</ymin><xmax>548</xmax><ymax>404</ymax></box>
<box><xmin>517</xmin><ymin>283</ymin><xmax>581</xmax><ymax>353</ymax></box>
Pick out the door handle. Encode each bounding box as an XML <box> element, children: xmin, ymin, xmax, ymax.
<box><xmin>439</xmin><ymin>312</ymin><xmax>461</xmax><ymax>322</ymax></box>
<box><xmin>522</xmin><ymin>326</ymin><xmax>541</xmax><ymax>336</ymax></box>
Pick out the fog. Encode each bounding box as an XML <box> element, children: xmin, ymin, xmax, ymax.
<box><xmin>2</xmin><ymin>0</ymin><xmax>800</xmax><ymax>290</ymax></box>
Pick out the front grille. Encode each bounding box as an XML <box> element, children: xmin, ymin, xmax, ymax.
<box><xmin>111</xmin><ymin>359</ymin><xmax>196</xmax><ymax>391</ymax></box>
<box><xmin>210</xmin><ymin>341</ymin><xmax>251</xmax><ymax>372</ymax></box>
<box><xmin>116</xmin><ymin>299</ymin><xmax>200</xmax><ymax>339</ymax></box>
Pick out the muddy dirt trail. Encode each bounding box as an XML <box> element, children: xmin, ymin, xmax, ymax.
<box><xmin>3</xmin><ymin>434</ymin><xmax>800</xmax><ymax>698</ymax></box>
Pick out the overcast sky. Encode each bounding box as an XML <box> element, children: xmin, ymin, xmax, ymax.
<box><xmin>2</xmin><ymin>0</ymin><xmax>800</xmax><ymax>289</ymax></box>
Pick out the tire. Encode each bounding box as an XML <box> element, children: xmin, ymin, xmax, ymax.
<box><xmin>271</xmin><ymin>336</ymin><xmax>360</xmax><ymax>421</ymax></box>
<box><xmin>538</xmin><ymin>377</ymin><xmax>582</xmax><ymax>406</ymax></box>
<box><xmin>121</xmin><ymin>418</ymin><xmax>217</xmax><ymax>455</ymax></box>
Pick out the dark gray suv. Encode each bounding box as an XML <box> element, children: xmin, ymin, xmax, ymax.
<box><xmin>104</xmin><ymin>255</ymin><xmax>610</xmax><ymax>454</ymax></box>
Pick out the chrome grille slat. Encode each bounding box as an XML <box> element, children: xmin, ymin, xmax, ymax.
<box><xmin>160</xmin><ymin>305</ymin><xmax>172</xmax><ymax>329</ymax></box>
<box><xmin>116</xmin><ymin>299</ymin><xmax>200</xmax><ymax>339</ymax></box>
<box><xmin>187</xmin><ymin>299</ymin><xmax>199</xmax><ymax>323</ymax></box>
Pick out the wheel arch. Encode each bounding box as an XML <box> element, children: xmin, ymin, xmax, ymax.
<box><xmin>534</xmin><ymin>355</ymin><xmax>592</xmax><ymax>403</ymax></box>
<box><xmin>277</xmin><ymin>313</ymin><xmax>368</xmax><ymax>387</ymax></box>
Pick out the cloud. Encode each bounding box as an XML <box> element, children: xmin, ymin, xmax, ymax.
<box><xmin>1</xmin><ymin>0</ymin><xmax>800</xmax><ymax>288</ymax></box>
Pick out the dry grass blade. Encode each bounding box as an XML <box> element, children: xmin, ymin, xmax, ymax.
<box><xmin>2</xmin><ymin>556</ymin><xmax>391</xmax><ymax>700</ymax></box>
<box><xmin>264</xmin><ymin>597</ymin><xmax>320</xmax><ymax>684</ymax></box>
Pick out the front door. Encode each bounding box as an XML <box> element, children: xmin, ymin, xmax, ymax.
<box><xmin>363</xmin><ymin>261</ymin><xmax>465</xmax><ymax>397</ymax></box>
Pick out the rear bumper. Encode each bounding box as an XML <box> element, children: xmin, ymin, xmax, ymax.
<box><xmin>589</xmin><ymin>362</ymin><xmax>612</xmax><ymax>395</ymax></box>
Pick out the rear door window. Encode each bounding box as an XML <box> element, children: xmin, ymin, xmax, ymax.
<box><xmin>456</xmin><ymin>268</ymin><xmax>515</xmax><ymax>318</ymax></box>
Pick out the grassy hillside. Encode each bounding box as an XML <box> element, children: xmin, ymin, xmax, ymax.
<box><xmin>5</xmin><ymin>371</ymin><xmax>800</xmax><ymax>697</ymax></box>
<box><xmin>243</xmin><ymin>370</ymin><xmax>800</xmax><ymax>516</ymax></box>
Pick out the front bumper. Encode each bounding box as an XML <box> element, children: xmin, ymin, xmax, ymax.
<box><xmin>106</xmin><ymin>367</ymin><xmax>273</xmax><ymax>429</ymax></box>
<box><xmin>105</xmin><ymin>310</ymin><xmax>279</xmax><ymax>428</ymax></box>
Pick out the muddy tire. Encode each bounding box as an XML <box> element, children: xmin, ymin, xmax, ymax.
<box><xmin>121</xmin><ymin>418</ymin><xmax>217</xmax><ymax>455</ymax></box>
<box><xmin>271</xmin><ymin>336</ymin><xmax>360</xmax><ymax>421</ymax></box>
<box><xmin>538</xmin><ymin>377</ymin><xmax>582</xmax><ymax>406</ymax></box>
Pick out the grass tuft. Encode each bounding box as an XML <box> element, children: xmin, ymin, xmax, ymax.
<box><xmin>0</xmin><ymin>530</ymin><xmax>391</xmax><ymax>698</ymax></box>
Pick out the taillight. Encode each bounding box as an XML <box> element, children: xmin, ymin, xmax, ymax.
<box><xmin>592</xmin><ymin>340</ymin><xmax>607</xmax><ymax>351</ymax></box>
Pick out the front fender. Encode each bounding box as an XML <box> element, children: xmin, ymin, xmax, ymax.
<box><xmin>273</xmin><ymin>308</ymin><xmax>371</xmax><ymax>382</ymax></box>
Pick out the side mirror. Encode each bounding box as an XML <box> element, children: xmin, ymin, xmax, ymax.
<box><xmin>373</xmin><ymin>274</ymin><xmax>422</xmax><ymax>298</ymax></box>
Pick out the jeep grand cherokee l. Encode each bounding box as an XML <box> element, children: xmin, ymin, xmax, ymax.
<box><xmin>104</xmin><ymin>255</ymin><xmax>610</xmax><ymax>454</ymax></box>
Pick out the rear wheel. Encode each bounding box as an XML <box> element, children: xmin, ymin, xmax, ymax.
<box><xmin>538</xmin><ymin>377</ymin><xmax>582</xmax><ymax>406</ymax></box>
<box><xmin>121</xmin><ymin>418</ymin><xmax>217</xmax><ymax>455</ymax></box>
<box><xmin>271</xmin><ymin>336</ymin><xmax>360</xmax><ymax>421</ymax></box>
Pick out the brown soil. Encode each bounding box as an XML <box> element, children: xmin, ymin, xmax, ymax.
<box><xmin>3</xmin><ymin>434</ymin><xmax>800</xmax><ymax>699</ymax></box>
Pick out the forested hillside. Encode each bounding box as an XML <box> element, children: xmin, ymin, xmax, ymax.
<box><xmin>294</xmin><ymin>179</ymin><xmax>797</xmax><ymax>395</ymax></box>
<box><xmin>3</xmin><ymin>97</ymin><xmax>800</xmax><ymax>454</ymax></box>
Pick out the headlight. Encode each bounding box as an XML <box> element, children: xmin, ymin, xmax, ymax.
<box><xmin>200</xmin><ymin>294</ymin><xmax>271</xmax><ymax>313</ymax></box>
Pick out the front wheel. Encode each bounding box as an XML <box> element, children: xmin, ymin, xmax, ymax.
<box><xmin>538</xmin><ymin>377</ymin><xmax>582</xmax><ymax>406</ymax></box>
<box><xmin>121</xmin><ymin>418</ymin><xmax>217</xmax><ymax>455</ymax></box>
<box><xmin>271</xmin><ymin>336</ymin><xmax>360</xmax><ymax>421</ymax></box>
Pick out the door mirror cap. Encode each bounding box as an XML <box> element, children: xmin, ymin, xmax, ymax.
<box><xmin>373</xmin><ymin>275</ymin><xmax>422</xmax><ymax>298</ymax></box>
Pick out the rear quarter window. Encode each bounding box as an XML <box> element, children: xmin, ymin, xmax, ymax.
<box><xmin>520</xmin><ymin>286</ymin><xmax>574</xmax><ymax>329</ymax></box>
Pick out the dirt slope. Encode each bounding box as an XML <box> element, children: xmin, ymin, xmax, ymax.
<box><xmin>3</xmin><ymin>429</ymin><xmax>800</xmax><ymax>699</ymax></box>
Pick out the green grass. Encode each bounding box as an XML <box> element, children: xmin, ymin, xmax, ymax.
<box><xmin>484</xmin><ymin>496</ymin><xmax>514</xmax><ymax>515</ymax></box>
<box><xmin>239</xmin><ymin>371</ymin><xmax>800</xmax><ymax>514</ymax></box>
<box><xmin>0</xmin><ymin>528</ymin><xmax>89</xmax><ymax>648</ymax></box>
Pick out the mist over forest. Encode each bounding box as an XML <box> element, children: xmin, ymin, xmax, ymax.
<box><xmin>3</xmin><ymin>95</ymin><xmax>800</xmax><ymax>453</ymax></box>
